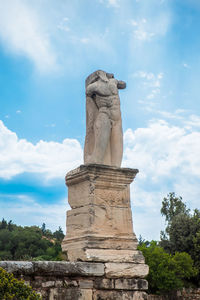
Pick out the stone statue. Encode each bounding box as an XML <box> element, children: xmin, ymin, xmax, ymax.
<box><xmin>84</xmin><ymin>70</ymin><xmax>126</xmax><ymax>167</ymax></box>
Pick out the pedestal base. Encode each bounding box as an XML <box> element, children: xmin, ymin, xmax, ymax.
<box><xmin>62</xmin><ymin>164</ymin><xmax>140</xmax><ymax>262</ymax></box>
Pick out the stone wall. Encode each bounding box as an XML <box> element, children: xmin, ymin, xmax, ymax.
<box><xmin>1</xmin><ymin>261</ymin><xmax>199</xmax><ymax>299</ymax></box>
<box><xmin>0</xmin><ymin>261</ymin><xmax>148</xmax><ymax>300</ymax></box>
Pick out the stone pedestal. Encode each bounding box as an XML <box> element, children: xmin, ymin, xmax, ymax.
<box><xmin>62</xmin><ymin>164</ymin><xmax>144</xmax><ymax>264</ymax></box>
<box><xmin>62</xmin><ymin>164</ymin><xmax>149</xmax><ymax>298</ymax></box>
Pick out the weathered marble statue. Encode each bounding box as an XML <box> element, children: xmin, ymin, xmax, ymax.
<box><xmin>84</xmin><ymin>70</ymin><xmax>126</xmax><ymax>167</ymax></box>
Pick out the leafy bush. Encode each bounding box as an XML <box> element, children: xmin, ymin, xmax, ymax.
<box><xmin>0</xmin><ymin>267</ymin><xmax>41</xmax><ymax>300</ymax></box>
<box><xmin>138</xmin><ymin>241</ymin><xmax>198</xmax><ymax>294</ymax></box>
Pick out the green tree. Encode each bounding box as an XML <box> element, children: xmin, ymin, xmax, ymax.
<box><xmin>160</xmin><ymin>193</ymin><xmax>200</xmax><ymax>284</ymax></box>
<box><xmin>53</xmin><ymin>226</ymin><xmax>64</xmax><ymax>241</ymax></box>
<box><xmin>138</xmin><ymin>241</ymin><xmax>198</xmax><ymax>294</ymax></box>
<box><xmin>8</xmin><ymin>220</ymin><xmax>14</xmax><ymax>232</ymax></box>
<box><xmin>44</xmin><ymin>229</ymin><xmax>53</xmax><ymax>239</ymax></box>
<box><xmin>161</xmin><ymin>192</ymin><xmax>190</xmax><ymax>223</ymax></box>
<box><xmin>41</xmin><ymin>223</ymin><xmax>46</xmax><ymax>235</ymax></box>
<box><xmin>0</xmin><ymin>218</ymin><xmax>7</xmax><ymax>230</ymax></box>
<box><xmin>0</xmin><ymin>220</ymin><xmax>64</xmax><ymax>261</ymax></box>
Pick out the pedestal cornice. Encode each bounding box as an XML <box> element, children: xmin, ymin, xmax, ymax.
<box><xmin>65</xmin><ymin>164</ymin><xmax>139</xmax><ymax>187</ymax></box>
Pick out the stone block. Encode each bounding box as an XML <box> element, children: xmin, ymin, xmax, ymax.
<box><xmin>132</xmin><ymin>291</ymin><xmax>149</xmax><ymax>299</ymax></box>
<box><xmin>93</xmin><ymin>290</ymin><xmax>148</xmax><ymax>300</ymax></box>
<box><xmin>66</xmin><ymin>204</ymin><xmax>134</xmax><ymax>238</ymax></box>
<box><xmin>65</xmin><ymin>165</ymin><xmax>137</xmax><ymax>214</ymax></box>
<box><xmin>49</xmin><ymin>288</ymin><xmax>93</xmax><ymax>300</ymax></box>
<box><xmin>105</xmin><ymin>263</ymin><xmax>149</xmax><ymax>278</ymax></box>
<box><xmin>95</xmin><ymin>187</ymin><xmax>130</xmax><ymax>207</ymax></box>
<box><xmin>78</xmin><ymin>280</ymin><xmax>94</xmax><ymax>289</ymax></box>
<box><xmin>49</xmin><ymin>288</ymin><xmax>81</xmax><ymax>300</ymax></box>
<box><xmin>0</xmin><ymin>261</ymin><xmax>33</xmax><ymax>275</ymax></box>
<box><xmin>63</xmin><ymin>235</ymin><xmax>137</xmax><ymax>254</ymax></box>
<box><xmin>115</xmin><ymin>278</ymin><xmax>148</xmax><ymax>290</ymax></box>
<box><xmin>68</xmin><ymin>180</ymin><xmax>91</xmax><ymax>208</ymax></box>
<box><xmin>79</xmin><ymin>289</ymin><xmax>93</xmax><ymax>300</ymax></box>
<box><xmin>67</xmin><ymin>179</ymin><xmax>131</xmax><ymax>209</ymax></box>
<box><xmin>84</xmin><ymin>249</ymin><xmax>145</xmax><ymax>263</ymax></box>
<box><xmin>33</xmin><ymin>261</ymin><xmax>104</xmax><ymax>277</ymax></box>
<box><xmin>94</xmin><ymin>278</ymin><xmax>114</xmax><ymax>289</ymax></box>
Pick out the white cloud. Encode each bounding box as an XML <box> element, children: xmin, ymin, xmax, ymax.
<box><xmin>184</xmin><ymin>114</ymin><xmax>200</xmax><ymax>129</ymax></box>
<box><xmin>0</xmin><ymin>194</ymin><xmax>69</xmax><ymax>233</ymax></box>
<box><xmin>131</xmin><ymin>188</ymin><xmax>166</xmax><ymax>240</ymax></box>
<box><xmin>133</xmin><ymin>71</ymin><xmax>163</xmax><ymax>100</ymax></box>
<box><xmin>131</xmin><ymin>18</ymin><xmax>155</xmax><ymax>41</ymax></box>
<box><xmin>130</xmin><ymin>12</ymin><xmax>170</xmax><ymax>42</ymax></box>
<box><xmin>0</xmin><ymin>0</ymin><xmax>57</xmax><ymax>72</ymax></box>
<box><xmin>145</xmin><ymin>109</ymin><xmax>200</xmax><ymax>130</ymax></box>
<box><xmin>147</xmin><ymin>109</ymin><xmax>185</xmax><ymax>121</ymax></box>
<box><xmin>134</xmin><ymin>71</ymin><xmax>163</xmax><ymax>87</ymax></box>
<box><xmin>0</xmin><ymin>120</ymin><xmax>82</xmax><ymax>180</ymax></box>
<box><xmin>123</xmin><ymin>119</ymin><xmax>200</xmax><ymax>178</ymax></box>
<box><xmin>123</xmin><ymin>118</ymin><xmax>200</xmax><ymax>239</ymax></box>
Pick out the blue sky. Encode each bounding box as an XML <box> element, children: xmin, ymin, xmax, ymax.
<box><xmin>0</xmin><ymin>0</ymin><xmax>200</xmax><ymax>240</ymax></box>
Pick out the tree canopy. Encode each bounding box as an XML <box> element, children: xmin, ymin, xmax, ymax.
<box><xmin>0</xmin><ymin>220</ymin><xmax>64</xmax><ymax>261</ymax></box>
<box><xmin>138</xmin><ymin>192</ymin><xmax>200</xmax><ymax>294</ymax></box>
<box><xmin>160</xmin><ymin>192</ymin><xmax>200</xmax><ymax>284</ymax></box>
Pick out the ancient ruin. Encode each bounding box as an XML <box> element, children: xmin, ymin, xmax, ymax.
<box><xmin>61</xmin><ymin>70</ymin><xmax>149</xmax><ymax>299</ymax></box>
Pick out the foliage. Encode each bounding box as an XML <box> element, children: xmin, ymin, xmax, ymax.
<box><xmin>0</xmin><ymin>267</ymin><xmax>41</xmax><ymax>300</ymax></box>
<box><xmin>161</xmin><ymin>192</ymin><xmax>190</xmax><ymax>223</ymax></box>
<box><xmin>53</xmin><ymin>226</ymin><xmax>65</xmax><ymax>241</ymax></box>
<box><xmin>0</xmin><ymin>220</ymin><xmax>64</xmax><ymax>261</ymax></box>
<box><xmin>160</xmin><ymin>193</ymin><xmax>200</xmax><ymax>283</ymax></box>
<box><xmin>138</xmin><ymin>241</ymin><xmax>198</xmax><ymax>294</ymax></box>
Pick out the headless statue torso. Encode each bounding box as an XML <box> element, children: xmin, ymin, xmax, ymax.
<box><xmin>84</xmin><ymin>70</ymin><xmax>126</xmax><ymax>167</ymax></box>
